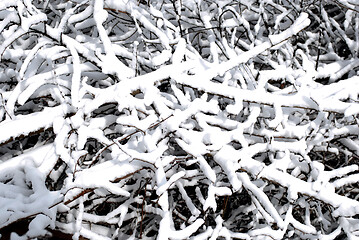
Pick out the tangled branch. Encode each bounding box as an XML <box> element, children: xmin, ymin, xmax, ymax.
<box><xmin>1</xmin><ymin>0</ymin><xmax>359</xmax><ymax>239</ymax></box>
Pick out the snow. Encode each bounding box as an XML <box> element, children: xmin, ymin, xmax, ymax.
<box><xmin>19</xmin><ymin>40</ymin><xmax>50</xmax><ymax>79</ymax></box>
<box><xmin>130</xmin><ymin>8</ymin><xmax>171</xmax><ymax>49</ymax></box>
<box><xmin>214</xmin><ymin>145</ymin><xmax>242</xmax><ymax>191</ymax></box>
<box><xmin>333</xmin><ymin>173</ymin><xmax>359</xmax><ymax>188</ymax></box>
<box><xmin>177</xmin><ymin>181</ymin><xmax>201</xmax><ymax>216</ymax></box>
<box><xmin>238</xmin><ymin>172</ymin><xmax>284</xmax><ymax>228</ymax></box>
<box><xmin>103</xmin><ymin>0</ymin><xmax>129</xmax><ymax>12</ymax></box>
<box><xmin>169</xmin><ymin>219</ymin><xmax>205</xmax><ymax>240</ymax></box>
<box><xmin>190</xmin><ymin>227</ymin><xmax>213</xmax><ymax>240</ymax></box>
<box><xmin>0</xmin><ymin>28</ymin><xmax>25</xmax><ymax>62</ymax></box>
<box><xmin>69</xmin><ymin>5</ymin><xmax>94</xmax><ymax>25</ymax></box>
<box><xmin>0</xmin><ymin>105</ymin><xmax>73</xmax><ymax>145</ymax></box>
<box><xmin>26</xmin><ymin>214</ymin><xmax>51</xmax><ymax>238</ymax></box>
<box><xmin>0</xmin><ymin>144</ymin><xmax>61</xmax><ymax>232</ymax></box>
<box><xmin>70</xmin><ymin>159</ymin><xmax>142</xmax><ymax>197</ymax></box>
<box><xmin>17</xmin><ymin>1</ymin><xmax>47</xmax><ymax>32</ymax></box>
<box><xmin>93</xmin><ymin>0</ymin><xmax>134</xmax><ymax>79</ymax></box>
<box><xmin>64</xmin><ymin>40</ymin><xmax>81</xmax><ymax>108</ymax></box>
<box><xmin>152</xmin><ymin>50</ymin><xmax>172</xmax><ymax>66</ymax></box>
<box><xmin>197</xmin><ymin>156</ymin><xmax>216</xmax><ymax>183</ymax></box>
<box><xmin>269</xmin><ymin>13</ymin><xmax>310</xmax><ymax>46</ymax></box>
<box><xmin>73</xmin><ymin>196</ymin><xmax>84</xmax><ymax>240</ymax></box>
<box><xmin>2</xmin><ymin>1</ymin><xmax>359</xmax><ymax>239</ymax></box>
<box><xmin>80</xmin><ymin>227</ymin><xmax>112</xmax><ymax>240</ymax></box>
<box><xmin>172</xmin><ymin>38</ymin><xmax>187</xmax><ymax>64</ymax></box>
<box><xmin>156</xmin><ymin>171</ymin><xmax>185</xmax><ymax>196</ymax></box>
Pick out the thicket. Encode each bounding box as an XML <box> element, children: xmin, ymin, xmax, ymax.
<box><xmin>1</xmin><ymin>0</ymin><xmax>359</xmax><ymax>239</ymax></box>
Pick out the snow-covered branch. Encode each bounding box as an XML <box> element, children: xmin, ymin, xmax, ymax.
<box><xmin>1</xmin><ymin>0</ymin><xmax>359</xmax><ymax>239</ymax></box>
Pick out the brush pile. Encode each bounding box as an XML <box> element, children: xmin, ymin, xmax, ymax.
<box><xmin>1</xmin><ymin>0</ymin><xmax>359</xmax><ymax>239</ymax></box>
